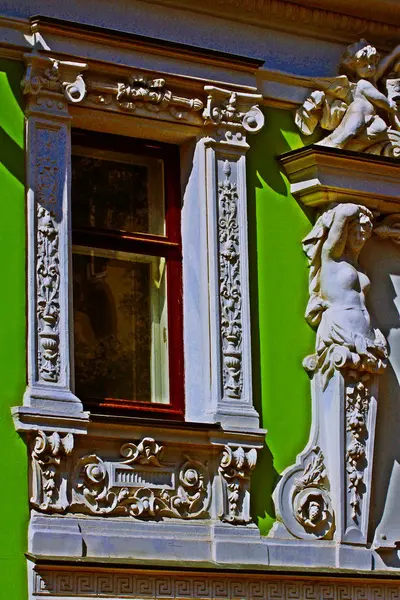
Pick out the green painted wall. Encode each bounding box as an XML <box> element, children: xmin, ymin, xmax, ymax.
<box><xmin>247</xmin><ymin>107</ymin><xmax>316</xmax><ymax>535</ymax></box>
<box><xmin>0</xmin><ymin>58</ymin><xmax>28</xmax><ymax>599</ymax></box>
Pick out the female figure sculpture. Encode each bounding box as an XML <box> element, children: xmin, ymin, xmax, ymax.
<box><xmin>303</xmin><ymin>203</ymin><xmax>387</xmax><ymax>387</ymax></box>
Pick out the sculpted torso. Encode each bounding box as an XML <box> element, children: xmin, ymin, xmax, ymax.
<box><xmin>320</xmin><ymin>252</ymin><xmax>374</xmax><ymax>341</ymax></box>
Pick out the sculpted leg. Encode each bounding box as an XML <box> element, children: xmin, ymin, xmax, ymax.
<box><xmin>317</xmin><ymin>109</ymin><xmax>366</xmax><ymax>149</ymax></box>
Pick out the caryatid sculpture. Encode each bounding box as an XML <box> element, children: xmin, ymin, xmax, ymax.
<box><xmin>272</xmin><ymin>204</ymin><xmax>388</xmax><ymax>544</ymax></box>
<box><xmin>302</xmin><ymin>203</ymin><xmax>387</xmax><ymax>387</ymax></box>
<box><xmin>295</xmin><ymin>39</ymin><xmax>400</xmax><ymax>156</ymax></box>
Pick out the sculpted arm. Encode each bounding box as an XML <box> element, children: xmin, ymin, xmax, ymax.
<box><xmin>375</xmin><ymin>45</ymin><xmax>400</xmax><ymax>81</ymax></box>
<box><xmin>322</xmin><ymin>204</ymin><xmax>360</xmax><ymax>258</ymax></box>
<box><xmin>362</xmin><ymin>81</ymin><xmax>397</xmax><ymax>112</ymax></box>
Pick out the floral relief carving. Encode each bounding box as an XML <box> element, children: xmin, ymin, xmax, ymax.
<box><xmin>219</xmin><ymin>445</ymin><xmax>257</xmax><ymax>524</ymax></box>
<box><xmin>37</xmin><ymin>205</ymin><xmax>60</xmax><ymax>383</ymax></box>
<box><xmin>31</xmin><ymin>431</ymin><xmax>74</xmax><ymax>512</ymax></box>
<box><xmin>218</xmin><ymin>160</ymin><xmax>243</xmax><ymax>400</ymax></box>
<box><xmin>292</xmin><ymin>448</ymin><xmax>333</xmax><ymax>537</ymax></box>
<box><xmin>345</xmin><ymin>374</ymin><xmax>371</xmax><ymax>521</ymax></box>
<box><xmin>35</xmin><ymin>127</ymin><xmax>62</xmax><ymax>383</ymax></box>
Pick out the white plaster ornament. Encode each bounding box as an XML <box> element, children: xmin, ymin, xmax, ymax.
<box><xmin>295</xmin><ymin>40</ymin><xmax>400</xmax><ymax>156</ymax></box>
<box><xmin>272</xmin><ymin>204</ymin><xmax>387</xmax><ymax>544</ymax></box>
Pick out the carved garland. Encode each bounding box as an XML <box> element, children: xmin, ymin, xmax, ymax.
<box><xmin>218</xmin><ymin>160</ymin><xmax>243</xmax><ymax>399</ymax></box>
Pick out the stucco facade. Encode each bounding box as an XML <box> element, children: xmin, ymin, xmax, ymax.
<box><xmin>1</xmin><ymin>1</ymin><xmax>400</xmax><ymax>598</ymax></box>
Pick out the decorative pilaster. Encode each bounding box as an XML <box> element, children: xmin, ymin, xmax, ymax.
<box><xmin>18</xmin><ymin>53</ymin><xmax>89</xmax><ymax>430</ymax></box>
<box><xmin>184</xmin><ymin>86</ymin><xmax>264</xmax><ymax>429</ymax></box>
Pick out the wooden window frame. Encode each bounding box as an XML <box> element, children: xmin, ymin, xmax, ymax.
<box><xmin>71</xmin><ymin>129</ymin><xmax>184</xmax><ymax>420</ymax></box>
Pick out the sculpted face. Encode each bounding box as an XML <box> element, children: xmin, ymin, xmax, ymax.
<box><xmin>355</xmin><ymin>55</ymin><xmax>377</xmax><ymax>79</ymax></box>
<box><xmin>347</xmin><ymin>213</ymin><xmax>373</xmax><ymax>253</ymax></box>
<box><xmin>353</xmin><ymin>45</ymin><xmax>379</xmax><ymax>79</ymax></box>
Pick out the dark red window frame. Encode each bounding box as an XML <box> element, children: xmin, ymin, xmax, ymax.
<box><xmin>71</xmin><ymin>129</ymin><xmax>184</xmax><ymax>420</ymax></box>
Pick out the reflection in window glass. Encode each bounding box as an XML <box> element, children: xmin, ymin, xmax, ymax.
<box><xmin>71</xmin><ymin>149</ymin><xmax>165</xmax><ymax>235</ymax></box>
<box><xmin>73</xmin><ymin>248</ymin><xmax>169</xmax><ymax>404</ymax></box>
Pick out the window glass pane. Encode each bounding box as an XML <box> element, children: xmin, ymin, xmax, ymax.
<box><xmin>73</xmin><ymin>248</ymin><xmax>169</xmax><ymax>404</ymax></box>
<box><xmin>71</xmin><ymin>148</ymin><xmax>165</xmax><ymax>235</ymax></box>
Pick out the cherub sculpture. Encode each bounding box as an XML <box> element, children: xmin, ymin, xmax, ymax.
<box><xmin>295</xmin><ymin>39</ymin><xmax>400</xmax><ymax>156</ymax></box>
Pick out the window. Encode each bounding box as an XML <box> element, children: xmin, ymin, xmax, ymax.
<box><xmin>71</xmin><ymin>130</ymin><xmax>184</xmax><ymax>418</ymax></box>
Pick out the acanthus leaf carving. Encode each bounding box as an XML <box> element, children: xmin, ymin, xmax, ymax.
<box><xmin>219</xmin><ymin>445</ymin><xmax>257</xmax><ymax>524</ymax></box>
<box><xmin>31</xmin><ymin>430</ymin><xmax>74</xmax><ymax>512</ymax></box>
<box><xmin>218</xmin><ymin>160</ymin><xmax>243</xmax><ymax>400</ymax></box>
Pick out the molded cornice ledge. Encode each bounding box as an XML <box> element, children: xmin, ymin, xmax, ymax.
<box><xmin>280</xmin><ymin>145</ymin><xmax>400</xmax><ymax>214</ymax></box>
<box><xmin>143</xmin><ymin>0</ymin><xmax>400</xmax><ymax>50</ymax></box>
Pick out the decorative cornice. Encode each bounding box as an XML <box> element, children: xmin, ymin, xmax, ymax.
<box><xmin>31</xmin><ymin>565</ymin><xmax>400</xmax><ymax>599</ymax></box>
<box><xmin>142</xmin><ymin>0</ymin><xmax>400</xmax><ymax>50</ymax></box>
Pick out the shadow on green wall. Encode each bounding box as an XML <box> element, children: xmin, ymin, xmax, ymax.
<box><xmin>247</xmin><ymin>107</ymin><xmax>316</xmax><ymax>535</ymax></box>
<box><xmin>0</xmin><ymin>58</ymin><xmax>28</xmax><ymax>600</ymax></box>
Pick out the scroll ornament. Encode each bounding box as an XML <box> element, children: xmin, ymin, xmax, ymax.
<box><xmin>22</xmin><ymin>54</ymin><xmax>87</xmax><ymax>103</ymax></box>
<box><xmin>295</xmin><ymin>39</ymin><xmax>400</xmax><ymax>156</ymax></box>
<box><xmin>72</xmin><ymin>442</ymin><xmax>210</xmax><ymax>519</ymax></box>
<box><xmin>31</xmin><ymin>436</ymin><xmax>210</xmax><ymax>519</ymax></box>
<box><xmin>203</xmin><ymin>86</ymin><xmax>264</xmax><ymax>135</ymax></box>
